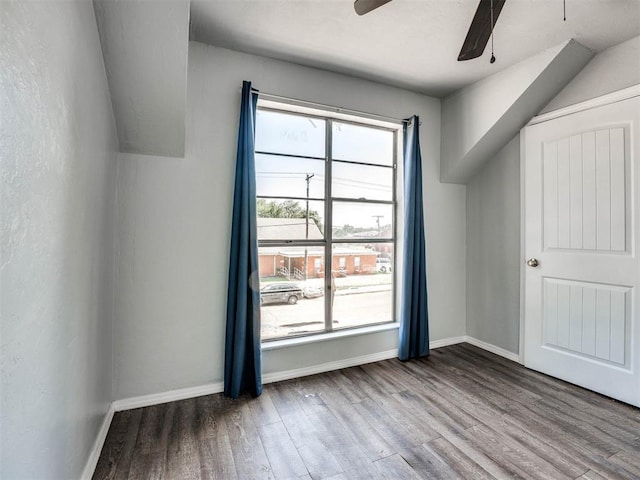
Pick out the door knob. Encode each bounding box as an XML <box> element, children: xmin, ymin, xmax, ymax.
<box><xmin>526</xmin><ymin>258</ymin><xmax>539</xmax><ymax>268</ymax></box>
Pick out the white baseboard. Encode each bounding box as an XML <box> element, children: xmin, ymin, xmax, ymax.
<box><xmin>81</xmin><ymin>404</ymin><xmax>115</xmax><ymax>480</ymax></box>
<box><xmin>262</xmin><ymin>335</ymin><xmax>482</xmax><ymax>384</ymax></box>
<box><xmin>429</xmin><ymin>336</ymin><xmax>467</xmax><ymax>349</ymax></box>
<box><xmin>109</xmin><ymin>335</ymin><xmax>486</xmax><ymax>412</ymax></box>
<box><xmin>84</xmin><ymin>335</ymin><xmax>517</xmax><ymax>478</ymax></box>
<box><xmin>112</xmin><ymin>382</ymin><xmax>224</xmax><ymax>412</ymax></box>
<box><xmin>463</xmin><ymin>336</ymin><xmax>521</xmax><ymax>363</ymax></box>
<box><xmin>102</xmin><ymin>336</ymin><xmax>517</xmax><ymax>414</ymax></box>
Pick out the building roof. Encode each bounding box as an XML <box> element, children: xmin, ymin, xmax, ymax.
<box><xmin>259</xmin><ymin>245</ymin><xmax>378</xmax><ymax>258</ymax></box>
<box><xmin>257</xmin><ymin>217</ymin><xmax>323</xmax><ymax>240</ymax></box>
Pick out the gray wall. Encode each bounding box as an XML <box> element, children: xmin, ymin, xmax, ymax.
<box><xmin>466</xmin><ymin>136</ymin><xmax>521</xmax><ymax>354</ymax></box>
<box><xmin>93</xmin><ymin>0</ymin><xmax>189</xmax><ymax>157</ymax></box>
<box><xmin>113</xmin><ymin>43</ymin><xmax>467</xmax><ymax>399</ymax></box>
<box><xmin>465</xmin><ymin>36</ymin><xmax>639</xmax><ymax>355</ymax></box>
<box><xmin>441</xmin><ymin>40</ymin><xmax>592</xmax><ymax>184</ymax></box>
<box><xmin>541</xmin><ymin>35</ymin><xmax>640</xmax><ymax>113</ymax></box>
<box><xmin>0</xmin><ymin>2</ymin><xmax>118</xmax><ymax>478</ymax></box>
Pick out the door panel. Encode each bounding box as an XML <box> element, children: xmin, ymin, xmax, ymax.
<box><xmin>523</xmin><ymin>95</ymin><xmax>639</xmax><ymax>407</ymax></box>
<box><xmin>542</xmin><ymin>127</ymin><xmax>627</xmax><ymax>252</ymax></box>
<box><xmin>542</xmin><ymin>278</ymin><xmax>629</xmax><ymax>365</ymax></box>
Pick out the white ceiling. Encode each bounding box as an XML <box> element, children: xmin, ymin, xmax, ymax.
<box><xmin>190</xmin><ymin>0</ymin><xmax>640</xmax><ymax>98</ymax></box>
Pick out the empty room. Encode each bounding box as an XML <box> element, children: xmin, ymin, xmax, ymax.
<box><xmin>2</xmin><ymin>0</ymin><xmax>640</xmax><ymax>478</ymax></box>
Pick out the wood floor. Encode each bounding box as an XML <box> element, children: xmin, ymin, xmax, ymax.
<box><xmin>93</xmin><ymin>343</ymin><xmax>640</xmax><ymax>479</ymax></box>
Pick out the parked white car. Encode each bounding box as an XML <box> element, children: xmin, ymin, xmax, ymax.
<box><xmin>376</xmin><ymin>258</ymin><xmax>392</xmax><ymax>273</ymax></box>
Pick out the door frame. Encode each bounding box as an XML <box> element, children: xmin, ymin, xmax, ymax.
<box><xmin>519</xmin><ymin>84</ymin><xmax>640</xmax><ymax>366</ymax></box>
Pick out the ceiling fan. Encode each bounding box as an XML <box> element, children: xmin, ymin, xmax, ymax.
<box><xmin>354</xmin><ymin>0</ymin><xmax>506</xmax><ymax>62</ymax></box>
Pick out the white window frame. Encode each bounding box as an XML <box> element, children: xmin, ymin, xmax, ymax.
<box><xmin>256</xmin><ymin>98</ymin><xmax>402</xmax><ymax>342</ymax></box>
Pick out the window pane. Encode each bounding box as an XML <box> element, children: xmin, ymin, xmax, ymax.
<box><xmin>332</xmin><ymin>161</ymin><xmax>393</xmax><ymax>201</ymax></box>
<box><xmin>257</xmin><ymin>199</ymin><xmax>325</xmax><ymax>240</ymax></box>
<box><xmin>256</xmin><ymin>154</ymin><xmax>325</xmax><ymax>199</ymax></box>
<box><xmin>331</xmin><ymin>243</ymin><xmax>393</xmax><ymax>330</ymax></box>
<box><xmin>256</xmin><ymin>110</ymin><xmax>326</xmax><ymax>158</ymax></box>
<box><xmin>254</xmin><ymin>103</ymin><xmax>398</xmax><ymax>342</ymax></box>
<box><xmin>332</xmin><ymin>122</ymin><xmax>393</xmax><ymax>166</ymax></box>
<box><xmin>259</xmin><ymin>246</ymin><xmax>325</xmax><ymax>340</ymax></box>
<box><xmin>332</xmin><ymin>202</ymin><xmax>393</xmax><ymax>239</ymax></box>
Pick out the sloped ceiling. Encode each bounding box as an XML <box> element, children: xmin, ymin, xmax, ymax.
<box><xmin>190</xmin><ymin>0</ymin><xmax>640</xmax><ymax>98</ymax></box>
<box><xmin>441</xmin><ymin>39</ymin><xmax>594</xmax><ymax>184</ymax></box>
<box><xmin>92</xmin><ymin>0</ymin><xmax>638</xmax><ymax>165</ymax></box>
<box><xmin>93</xmin><ymin>0</ymin><xmax>189</xmax><ymax>158</ymax></box>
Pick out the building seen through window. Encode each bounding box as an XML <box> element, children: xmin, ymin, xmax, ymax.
<box><xmin>255</xmin><ymin>105</ymin><xmax>398</xmax><ymax>340</ymax></box>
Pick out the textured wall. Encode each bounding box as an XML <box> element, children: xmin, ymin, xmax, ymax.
<box><xmin>466</xmin><ymin>136</ymin><xmax>521</xmax><ymax>354</ymax></box>
<box><xmin>93</xmin><ymin>0</ymin><xmax>189</xmax><ymax>157</ymax></box>
<box><xmin>440</xmin><ymin>40</ymin><xmax>592</xmax><ymax>184</ymax></box>
<box><xmin>112</xmin><ymin>43</ymin><xmax>467</xmax><ymax>399</ymax></box>
<box><xmin>464</xmin><ymin>36</ymin><xmax>639</xmax><ymax>357</ymax></box>
<box><xmin>541</xmin><ymin>35</ymin><xmax>640</xmax><ymax>113</ymax></box>
<box><xmin>0</xmin><ymin>1</ymin><xmax>117</xmax><ymax>478</ymax></box>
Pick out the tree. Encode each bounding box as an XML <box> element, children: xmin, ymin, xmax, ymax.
<box><xmin>257</xmin><ymin>199</ymin><xmax>322</xmax><ymax>229</ymax></box>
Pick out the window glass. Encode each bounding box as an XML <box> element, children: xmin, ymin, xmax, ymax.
<box><xmin>256</xmin><ymin>155</ymin><xmax>325</xmax><ymax>199</ymax></box>
<box><xmin>256</xmin><ymin>110</ymin><xmax>326</xmax><ymax>158</ymax></box>
<box><xmin>332</xmin><ymin>202</ymin><xmax>393</xmax><ymax>239</ymax></box>
<box><xmin>332</xmin><ymin>122</ymin><xmax>393</xmax><ymax>166</ymax></box>
<box><xmin>257</xmin><ymin>199</ymin><xmax>324</xmax><ymax>240</ymax></box>
<box><xmin>259</xmin><ymin>246</ymin><xmax>325</xmax><ymax>340</ymax></box>
<box><xmin>331</xmin><ymin>243</ymin><xmax>394</xmax><ymax>330</ymax></box>
<box><xmin>332</xmin><ymin>161</ymin><xmax>393</xmax><ymax>201</ymax></box>
<box><xmin>256</xmin><ymin>104</ymin><xmax>398</xmax><ymax>341</ymax></box>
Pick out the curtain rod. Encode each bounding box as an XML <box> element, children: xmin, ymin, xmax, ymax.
<box><xmin>249</xmin><ymin>88</ymin><xmax>419</xmax><ymax>126</ymax></box>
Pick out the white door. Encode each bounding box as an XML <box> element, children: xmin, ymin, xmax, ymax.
<box><xmin>522</xmin><ymin>94</ymin><xmax>640</xmax><ymax>407</ymax></box>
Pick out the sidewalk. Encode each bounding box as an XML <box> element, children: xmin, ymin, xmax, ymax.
<box><xmin>299</xmin><ymin>272</ymin><xmax>392</xmax><ymax>295</ymax></box>
<box><xmin>335</xmin><ymin>284</ymin><xmax>391</xmax><ymax>296</ymax></box>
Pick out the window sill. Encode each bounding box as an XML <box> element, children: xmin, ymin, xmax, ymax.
<box><xmin>261</xmin><ymin>322</ymin><xmax>399</xmax><ymax>351</ymax></box>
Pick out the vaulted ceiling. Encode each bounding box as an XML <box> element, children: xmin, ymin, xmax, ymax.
<box><xmin>190</xmin><ymin>0</ymin><xmax>640</xmax><ymax>97</ymax></box>
<box><xmin>94</xmin><ymin>0</ymin><xmax>639</xmax><ymax>169</ymax></box>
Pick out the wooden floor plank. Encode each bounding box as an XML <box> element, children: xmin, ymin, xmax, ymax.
<box><xmin>248</xmin><ymin>390</ymin><xmax>282</xmax><ymax>427</ymax></box>
<box><xmin>226</xmin><ymin>398</ymin><xmax>274</xmax><ymax>479</ymax></box>
<box><xmin>577</xmin><ymin>471</ymin><xmax>610</xmax><ymax>480</ymax></box>
<box><xmin>92</xmin><ymin>409</ymin><xmax>142</xmax><ymax>480</ymax></box>
<box><xmin>270</xmin><ymin>382</ymin><xmax>344</xmax><ymax>479</ymax></box>
<box><xmin>502</xmin><ymin>402</ymin><xmax>638</xmax><ymax>480</ymax></box>
<box><xmin>536</xmin><ymin>396</ymin><xmax>640</xmax><ymax>450</ymax></box>
<box><xmin>111</xmin><ymin>408</ymin><xmax>143</xmax><ymax>480</ymax></box>
<box><xmin>132</xmin><ymin>404</ymin><xmax>169</xmax><ymax>456</ymax></box>
<box><xmin>375</xmin><ymin>453</ymin><xmax>420</xmax><ymax>480</ymax></box>
<box><xmin>374</xmin><ymin>453</ymin><xmax>423</xmax><ymax>480</ymax></box>
<box><xmin>198</xmin><ymin>431</ymin><xmax>238</xmax><ymax>480</ymax></box>
<box><xmin>325</xmin><ymin>399</ymin><xmax>395</xmax><ymax>462</ymax></box>
<box><xmin>127</xmin><ymin>452</ymin><xmax>164</xmax><ymax>480</ymax></box>
<box><xmin>165</xmin><ymin>399</ymin><xmax>201</xmax><ymax>480</ymax></box>
<box><xmin>463</xmin><ymin>423</ymin><xmax>572</xmax><ymax>480</ymax></box>
<box><xmin>305</xmin><ymin>407</ymin><xmax>386</xmax><ymax>480</ymax></box>
<box><xmin>609</xmin><ymin>451</ymin><xmax>640</xmax><ymax>478</ymax></box>
<box><xmin>296</xmin><ymin>371</ymin><xmax>366</xmax><ymax>408</ymax></box>
<box><xmin>398</xmin><ymin>443</ymin><xmax>460</xmax><ymax>479</ymax></box>
<box><xmin>426</xmin><ymin>436</ymin><xmax>496</xmax><ymax>479</ymax></box>
<box><xmin>196</xmin><ymin>396</ymin><xmax>238</xmax><ymax>480</ymax></box>
<box><xmin>93</xmin><ymin>343</ymin><xmax>640</xmax><ymax>480</ymax></box>
<box><xmin>479</xmin><ymin>407</ymin><xmax>590</xmax><ymax>478</ymax></box>
<box><xmin>257</xmin><ymin>421</ymin><xmax>308</xmax><ymax>479</ymax></box>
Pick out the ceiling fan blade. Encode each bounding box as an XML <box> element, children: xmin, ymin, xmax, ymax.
<box><xmin>458</xmin><ymin>0</ymin><xmax>506</xmax><ymax>61</ymax></box>
<box><xmin>354</xmin><ymin>0</ymin><xmax>392</xmax><ymax>16</ymax></box>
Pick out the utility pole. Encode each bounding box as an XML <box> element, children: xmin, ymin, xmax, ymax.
<box><xmin>372</xmin><ymin>215</ymin><xmax>383</xmax><ymax>235</ymax></box>
<box><xmin>304</xmin><ymin>174</ymin><xmax>314</xmax><ymax>281</ymax></box>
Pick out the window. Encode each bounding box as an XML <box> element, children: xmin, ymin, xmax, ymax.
<box><xmin>255</xmin><ymin>103</ymin><xmax>399</xmax><ymax>341</ymax></box>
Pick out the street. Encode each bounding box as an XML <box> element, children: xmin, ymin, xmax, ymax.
<box><xmin>261</xmin><ymin>288</ymin><xmax>393</xmax><ymax>340</ymax></box>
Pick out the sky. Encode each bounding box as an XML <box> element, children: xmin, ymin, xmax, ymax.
<box><xmin>255</xmin><ymin>109</ymin><xmax>398</xmax><ymax>230</ymax></box>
